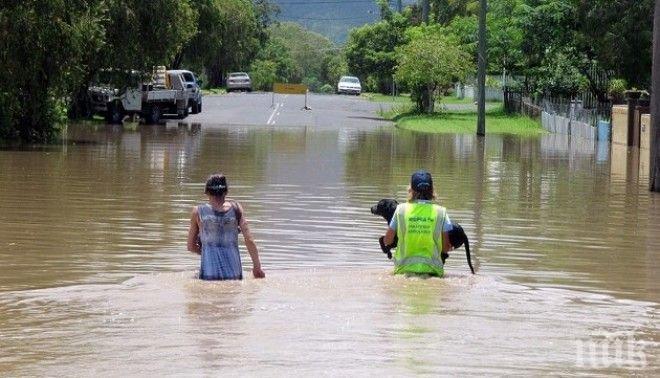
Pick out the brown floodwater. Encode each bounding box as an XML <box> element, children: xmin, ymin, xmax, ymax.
<box><xmin>0</xmin><ymin>122</ymin><xmax>658</xmax><ymax>375</ymax></box>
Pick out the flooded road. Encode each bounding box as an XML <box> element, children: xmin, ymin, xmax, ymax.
<box><xmin>0</xmin><ymin>101</ymin><xmax>659</xmax><ymax>375</ymax></box>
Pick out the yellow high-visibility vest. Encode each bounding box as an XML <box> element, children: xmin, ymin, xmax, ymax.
<box><xmin>394</xmin><ymin>202</ymin><xmax>445</xmax><ymax>276</ymax></box>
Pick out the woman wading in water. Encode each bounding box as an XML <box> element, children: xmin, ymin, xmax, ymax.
<box><xmin>383</xmin><ymin>170</ymin><xmax>452</xmax><ymax>277</ymax></box>
<box><xmin>187</xmin><ymin>174</ymin><xmax>265</xmax><ymax>280</ymax></box>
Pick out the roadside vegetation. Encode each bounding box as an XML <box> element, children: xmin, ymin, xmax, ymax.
<box><xmin>345</xmin><ymin>0</ymin><xmax>653</xmax><ymax>114</ymax></box>
<box><xmin>248</xmin><ymin>22</ymin><xmax>347</xmax><ymax>93</ymax></box>
<box><xmin>201</xmin><ymin>88</ymin><xmax>228</xmax><ymax>96</ymax></box>
<box><xmin>392</xmin><ymin>106</ymin><xmax>545</xmax><ymax>136</ymax></box>
<box><xmin>0</xmin><ymin>0</ymin><xmax>654</xmax><ymax>141</ymax></box>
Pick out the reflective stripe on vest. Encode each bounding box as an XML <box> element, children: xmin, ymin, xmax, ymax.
<box><xmin>394</xmin><ymin>202</ymin><xmax>445</xmax><ymax>272</ymax></box>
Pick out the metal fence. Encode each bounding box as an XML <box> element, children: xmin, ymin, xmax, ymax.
<box><xmin>455</xmin><ymin>84</ymin><xmax>504</xmax><ymax>102</ymax></box>
<box><xmin>505</xmin><ymin>90</ymin><xmax>613</xmax><ymax>141</ymax></box>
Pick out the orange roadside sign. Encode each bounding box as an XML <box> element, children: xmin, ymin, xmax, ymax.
<box><xmin>273</xmin><ymin>83</ymin><xmax>308</xmax><ymax>95</ymax></box>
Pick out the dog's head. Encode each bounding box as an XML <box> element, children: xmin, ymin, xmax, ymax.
<box><xmin>371</xmin><ymin>199</ymin><xmax>399</xmax><ymax>223</ymax></box>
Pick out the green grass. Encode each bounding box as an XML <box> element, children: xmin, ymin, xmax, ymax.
<box><xmin>201</xmin><ymin>87</ymin><xmax>227</xmax><ymax>96</ymax></box>
<box><xmin>438</xmin><ymin>96</ymin><xmax>479</xmax><ymax>105</ymax></box>
<box><xmin>365</xmin><ymin>92</ymin><xmax>496</xmax><ymax>106</ymax></box>
<box><xmin>362</xmin><ymin>92</ymin><xmax>411</xmax><ymax>103</ymax></box>
<box><xmin>394</xmin><ymin>106</ymin><xmax>546</xmax><ymax>136</ymax></box>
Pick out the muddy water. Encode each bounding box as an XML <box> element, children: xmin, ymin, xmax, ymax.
<box><xmin>0</xmin><ymin>123</ymin><xmax>658</xmax><ymax>375</ymax></box>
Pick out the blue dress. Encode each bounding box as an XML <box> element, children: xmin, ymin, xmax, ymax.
<box><xmin>197</xmin><ymin>204</ymin><xmax>243</xmax><ymax>280</ymax></box>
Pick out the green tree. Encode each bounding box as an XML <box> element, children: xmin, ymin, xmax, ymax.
<box><xmin>573</xmin><ymin>0</ymin><xmax>654</xmax><ymax>90</ymax></box>
<box><xmin>487</xmin><ymin>0</ymin><xmax>524</xmax><ymax>80</ymax></box>
<box><xmin>395</xmin><ymin>26</ymin><xmax>474</xmax><ymax>112</ymax></box>
<box><xmin>253</xmin><ymin>38</ymin><xmax>298</xmax><ymax>83</ymax></box>
<box><xmin>345</xmin><ymin>12</ymin><xmax>410</xmax><ymax>93</ymax></box>
<box><xmin>249</xmin><ymin>59</ymin><xmax>278</xmax><ymax>90</ymax></box>
<box><xmin>0</xmin><ymin>0</ymin><xmax>106</xmax><ymax>141</ymax></box>
<box><xmin>68</xmin><ymin>0</ymin><xmax>197</xmax><ymax>118</ymax></box>
<box><xmin>530</xmin><ymin>46</ymin><xmax>588</xmax><ymax>97</ymax></box>
<box><xmin>321</xmin><ymin>53</ymin><xmax>349</xmax><ymax>88</ymax></box>
<box><xmin>269</xmin><ymin>22</ymin><xmax>335</xmax><ymax>83</ymax></box>
<box><xmin>180</xmin><ymin>0</ymin><xmax>259</xmax><ymax>87</ymax></box>
<box><xmin>103</xmin><ymin>0</ymin><xmax>197</xmax><ymax>73</ymax></box>
<box><xmin>430</xmin><ymin>0</ymin><xmax>478</xmax><ymax>25</ymax></box>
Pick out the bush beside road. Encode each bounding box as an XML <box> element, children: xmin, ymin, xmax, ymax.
<box><xmin>201</xmin><ymin>88</ymin><xmax>228</xmax><ymax>96</ymax></box>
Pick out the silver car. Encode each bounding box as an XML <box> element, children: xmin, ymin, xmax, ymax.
<box><xmin>226</xmin><ymin>72</ymin><xmax>252</xmax><ymax>92</ymax></box>
<box><xmin>337</xmin><ymin>76</ymin><xmax>362</xmax><ymax>95</ymax></box>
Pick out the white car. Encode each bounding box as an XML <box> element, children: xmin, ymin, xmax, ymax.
<box><xmin>337</xmin><ymin>76</ymin><xmax>362</xmax><ymax>95</ymax></box>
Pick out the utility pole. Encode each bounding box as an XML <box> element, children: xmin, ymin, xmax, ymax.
<box><xmin>477</xmin><ymin>0</ymin><xmax>487</xmax><ymax>136</ymax></box>
<box><xmin>652</xmin><ymin>0</ymin><xmax>660</xmax><ymax>191</ymax></box>
<box><xmin>422</xmin><ymin>0</ymin><xmax>429</xmax><ymax>23</ymax></box>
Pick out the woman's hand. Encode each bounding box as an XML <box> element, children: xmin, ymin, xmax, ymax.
<box><xmin>252</xmin><ymin>265</ymin><xmax>265</xmax><ymax>279</ymax></box>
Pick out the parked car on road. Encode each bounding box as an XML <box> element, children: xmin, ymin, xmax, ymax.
<box><xmin>168</xmin><ymin>69</ymin><xmax>203</xmax><ymax>114</ymax></box>
<box><xmin>226</xmin><ymin>72</ymin><xmax>252</xmax><ymax>92</ymax></box>
<box><xmin>88</xmin><ymin>68</ymin><xmax>189</xmax><ymax>124</ymax></box>
<box><xmin>337</xmin><ymin>76</ymin><xmax>362</xmax><ymax>95</ymax></box>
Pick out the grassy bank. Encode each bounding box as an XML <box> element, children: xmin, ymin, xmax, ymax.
<box><xmin>363</xmin><ymin>93</ymin><xmax>477</xmax><ymax>105</ymax></box>
<box><xmin>201</xmin><ymin>87</ymin><xmax>227</xmax><ymax>96</ymax></box>
<box><xmin>391</xmin><ymin>105</ymin><xmax>545</xmax><ymax>136</ymax></box>
<box><xmin>361</xmin><ymin>92</ymin><xmax>411</xmax><ymax>103</ymax></box>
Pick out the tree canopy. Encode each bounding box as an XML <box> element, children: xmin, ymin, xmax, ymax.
<box><xmin>396</xmin><ymin>26</ymin><xmax>474</xmax><ymax>112</ymax></box>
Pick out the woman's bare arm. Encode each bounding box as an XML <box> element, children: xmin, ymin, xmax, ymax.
<box><xmin>187</xmin><ymin>206</ymin><xmax>201</xmax><ymax>255</ymax></box>
<box><xmin>237</xmin><ymin>203</ymin><xmax>265</xmax><ymax>278</ymax></box>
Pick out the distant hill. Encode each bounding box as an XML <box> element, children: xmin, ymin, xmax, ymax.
<box><xmin>272</xmin><ymin>0</ymin><xmax>416</xmax><ymax>44</ymax></box>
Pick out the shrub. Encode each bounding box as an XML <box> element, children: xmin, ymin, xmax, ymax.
<box><xmin>608</xmin><ymin>79</ymin><xmax>627</xmax><ymax>103</ymax></box>
<box><xmin>319</xmin><ymin>84</ymin><xmax>334</xmax><ymax>94</ymax></box>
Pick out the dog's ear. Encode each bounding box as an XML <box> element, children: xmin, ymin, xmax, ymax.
<box><xmin>388</xmin><ymin>199</ymin><xmax>398</xmax><ymax>211</ymax></box>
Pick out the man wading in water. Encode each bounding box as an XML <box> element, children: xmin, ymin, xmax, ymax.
<box><xmin>187</xmin><ymin>174</ymin><xmax>265</xmax><ymax>280</ymax></box>
<box><xmin>383</xmin><ymin>170</ymin><xmax>453</xmax><ymax>277</ymax></box>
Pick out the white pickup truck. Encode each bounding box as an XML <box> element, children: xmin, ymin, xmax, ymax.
<box><xmin>88</xmin><ymin>69</ymin><xmax>190</xmax><ymax>124</ymax></box>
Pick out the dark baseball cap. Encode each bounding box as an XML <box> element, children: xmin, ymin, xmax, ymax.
<box><xmin>411</xmin><ymin>170</ymin><xmax>433</xmax><ymax>192</ymax></box>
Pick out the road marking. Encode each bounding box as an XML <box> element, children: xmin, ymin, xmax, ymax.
<box><xmin>267</xmin><ymin>103</ymin><xmax>280</xmax><ymax>125</ymax></box>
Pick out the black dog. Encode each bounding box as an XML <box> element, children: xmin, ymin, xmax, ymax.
<box><xmin>371</xmin><ymin>199</ymin><xmax>475</xmax><ymax>274</ymax></box>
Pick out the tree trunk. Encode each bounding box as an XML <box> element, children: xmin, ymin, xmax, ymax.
<box><xmin>170</xmin><ymin>52</ymin><xmax>184</xmax><ymax>70</ymax></box>
<box><xmin>425</xmin><ymin>84</ymin><xmax>435</xmax><ymax>113</ymax></box>
<box><xmin>206</xmin><ymin>62</ymin><xmax>224</xmax><ymax>88</ymax></box>
<box><xmin>414</xmin><ymin>84</ymin><xmax>435</xmax><ymax>113</ymax></box>
<box><xmin>68</xmin><ymin>85</ymin><xmax>93</xmax><ymax>120</ymax></box>
<box><xmin>652</xmin><ymin>0</ymin><xmax>660</xmax><ymax>191</ymax></box>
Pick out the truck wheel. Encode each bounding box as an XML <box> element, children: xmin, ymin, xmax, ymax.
<box><xmin>105</xmin><ymin>102</ymin><xmax>124</xmax><ymax>124</ymax></box>
<box><xmin>145</xmin><ymin>105</ymin><xmax>161</xmax><ymax>124</ymax></box>
<box><xmin>191</xmin><ymin>101</ymin><xmax>201</xmax><ymax>114</ymax></box>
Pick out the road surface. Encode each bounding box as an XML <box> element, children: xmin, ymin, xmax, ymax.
<box><xmin>184</xmin><ymin>92</ymin><xmax>393</xmax><ymax>129</ymax></box>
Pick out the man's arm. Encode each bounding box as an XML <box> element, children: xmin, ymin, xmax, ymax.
<box><xmin>441</xmin><ymin>210</ymin><xmax>453</xmax><ymax>253</ymax></box>
<box><xmin>383</xmin><ymin>205</ymin><xmax>399</xmax><ymax>245</ymax></box>
<box><xmin>237</xmin><ymin>203</ymin><xmax>265</xmax><ymax>278</ymax></box>
<box><xmin>442</xmin><ymin>231</ymin><xmax>451</xmax><ymax>253</ymax></box>
<box><xmin>187</xmin><ymin>206</ymin><xmax>201</xmax><ymax>255</ymax></box>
